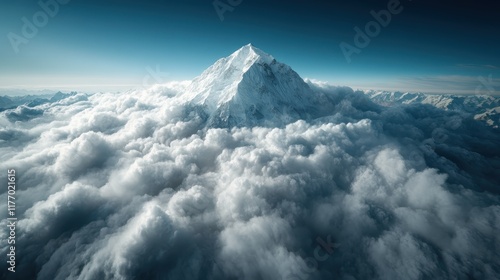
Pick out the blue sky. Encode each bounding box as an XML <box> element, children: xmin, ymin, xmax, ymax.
<box><xmin>1</xmin><ymin>0</ymin><xmax>499</xmax><ymax>94</ymax></box>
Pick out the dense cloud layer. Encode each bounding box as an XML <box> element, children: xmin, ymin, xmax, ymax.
<box><xmin>1</xmin><ymin>83</ymin><xmax>499</xmax><ymax>279</ymax></box>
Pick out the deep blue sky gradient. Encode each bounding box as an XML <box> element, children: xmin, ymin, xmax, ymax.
<box><xmin>1</xmin><ymin>0</ymin><xmax>499</xmax><ymax>93</ymax></box>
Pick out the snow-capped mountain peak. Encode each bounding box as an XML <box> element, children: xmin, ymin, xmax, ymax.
<box><xmin>227</xmin><ymin>43</ymin><xmax>275</xmax><ymax>71</ymax></box>
<box><xmin>181</xmin><ymin>44</ymin><xmax>318</xmax><ymax>127</ymax></box>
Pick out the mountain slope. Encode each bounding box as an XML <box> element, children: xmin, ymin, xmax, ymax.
<box><xmin>364</xmin><ymin>90</ymin><xmax>500</xmax><ymax>128</ymax></box>
<box><xmin>181</xmin><ymin>44</ymin><xmax>321</xmax><ymax>127</ymax></box>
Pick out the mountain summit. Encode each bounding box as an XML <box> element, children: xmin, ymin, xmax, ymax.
<box><xmin>182</xmin><ymin>44</ymin><xmax>319</xmax><ymax>127</ymax></box>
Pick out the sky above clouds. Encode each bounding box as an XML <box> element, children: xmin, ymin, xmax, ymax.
<box><xmin>1</xmin><ymin>0</ymin><xmax>499</xmax><ymax>93</ymax></box>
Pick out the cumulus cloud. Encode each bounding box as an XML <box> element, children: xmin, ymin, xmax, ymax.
<box><xmin>0</xmin><ymin>82</ymin><xmax>499</xmax><ymax>280</ymax></box>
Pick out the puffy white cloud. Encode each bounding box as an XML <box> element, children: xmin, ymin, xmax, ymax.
<box><xmin>0</xmin><ymin>83</ymin><xmax>499</xmax><ymax>280</ymax></box>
